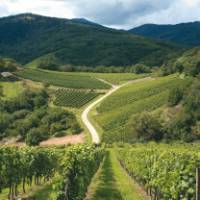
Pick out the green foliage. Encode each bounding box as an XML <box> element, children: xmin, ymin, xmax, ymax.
<box><xmin>56</xmin><ymin>145</ymin><xmax>104</xmax><ymax>200</ymax></box>
<box><xmin>54</xmin><ymin>89</ymin><xmax>100</xmax><ymax>108</ymax></box>
<box><xmin>166</xmin><ymin>110</ymin><xmax>196</xmax><ymax>142</ymax></box>
<box><xmin>15</xmin><ymin>69</ymin><xmax>110</xmax><ymax>89</ymax></box>
<box><xmin>0</xmin><ymin>57</ymin><xmax>20</xmax><ymax>72</ymax></box>
<box><xmin>25</xmin><ymin>128</ymin><xmax>47</xmax><ymax>146</ymax></box>
<box><xmin>0</xmin><ymin>82</ymin><xmax>24</xmax><ymax>99</ymax></box>
<box><xmin>184</xmin><ymin>80</ymin><xmax>200</xmax><ymax>116</ymax></box>
<box><xmin>0</xmin><ymin>146</ymin><xmax>57</xmax><ymax>199</ymax></box>
<box><xmin>117</xmin><ymin>143</ymin><xmax>200</xmax><ymax>200</ymax></box>
<box><xmin>175</xmin><ymin>47</ymin><xmax>200</xmax><ymax>76</ymax></box>
<box><xmin>94</xmin><ymin>75</ymin><xmax>191</xmax><ymax>143</ymax></box>
<box><xmin>156</xmin><ymin>78</ymin><xmax>199</xmax><ymax>142</ymax></box>
<box><xmin>0</xmin><ymin>89</ymin><xmax>81</xmax><ymax>144</ymax></box>
<box><xmin>79</xmin><ymin>72</ymin><xmax>148</xmax><ymax>85</ymax></box>
<box><xmin>128</xmin><ymin>112</ymin><xmax>163</xmax><ymax>142</ymax></box>
<box><xmin>168</xmin><ymin>86</ymin><xmax>184</xmax><ymax>106</ymax></box>
<box><xmin>0</xmin><ymin>145</ymin><xmax>104</xmax><ymax>200</ymax></box>
<box><xmin>0</xmin><ymin>14</ymin><xmax>181</xmax><ymax>68</ymax></box>
<box><xmin>130</xmin><ymin>22</ymin><xmax>200</xmax><ymax>46</ymax></box>
<box><xmin>0</xmin><ymin>85</ymin><xmax>2</xmax><ymax>96</ymax></box>
<box><xmin>130</xmin><ymin>64</ymin><xmax>151</xmax><ymax>74</ymax></box>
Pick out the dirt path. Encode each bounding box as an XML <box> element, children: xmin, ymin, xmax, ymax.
<box><xmin>81</xmin><ymin>77</ymin><xmax>153</xmax><ymax>144</ymax></box>
<box><xmin>40</xmin><ymin>133</ymin><xmax>85</xmax><ymax>146</ymax></box>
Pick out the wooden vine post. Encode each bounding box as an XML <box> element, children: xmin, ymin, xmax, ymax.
<box><xmin>196</xmin><ymin>168</ymin><xmax>200</xmax><ymax>200</ymax></box>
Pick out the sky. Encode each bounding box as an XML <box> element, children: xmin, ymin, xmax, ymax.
<box><xmin>0</xmin><ymin>0</ymin><xmax>200</xmax><ymax>29</ymax></box>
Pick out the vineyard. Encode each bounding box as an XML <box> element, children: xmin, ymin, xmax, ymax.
<box><xmin>54</xmin><ymin>89</ymin><xmax>101</xmax><ymax>108</ymax></box>
<box><xmin>94</xmin><ymin>75</ymin><xmax>192</xmax><ymax>142</ymax></box>
<box><xmin>83</xmin><ymin>72</ymin><xmax>148</xmax><ymax>84</ymax></box>
<box><xmin>117</xmin><ymin>143</ymin><xmax>200</xmax><ymax>200</ymax></box>
<box><xmin>15</xmin><ymin>69</ymin><xmax>110</xmax><ymax>89</ymax></box>
<box><xmin>0</xmin><ymin>145</ymin><xmax>104</xmax><ymax>200</ymax></box>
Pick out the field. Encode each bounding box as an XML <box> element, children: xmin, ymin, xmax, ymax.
<box><xmin>15</xmin><ymin>69</ymin><xmax>110</xmax><ymax>89</ymax></box>
<box><xmin>93</xmin><ymin>75</ymin><xmax>192</xmax><ymax>142</ymax></box>
<box><xmin>74</xmin><ymin>72</ymin><xmax>149</xmax><ymax>85</ymax></box>
<box><xmin>54</xmin><ymin>89</ymin><xmax>101</xmax><ymax>108</ymax></box>
<box><xmin>0</xmin><ymin>81</ymin><xmax>24</xmax><ymax>99</ymax></box>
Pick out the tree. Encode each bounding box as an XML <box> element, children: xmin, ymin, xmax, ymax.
<box><xmin>184</xmin><ymin>61</ymin><xmax>200</xmax><ymax>76</ymax></box>
<box><xmin>166</xmin><ymin>110</ymin><xmax>195</xmax><ymax>142</ymax></box>
<box><xmin>184</xmin><ymin>80</ymin><xmax>200</xmax><ymax>118</ymax></box>
<box><xmin>131</xmin><ymin>64</ymin><xmax>150</xmax><ymax>74</ymax></box>
<box><xmin>129</xmin><ymin>112</ymin><xmax>163</xmax><ymax>142</ymax></box>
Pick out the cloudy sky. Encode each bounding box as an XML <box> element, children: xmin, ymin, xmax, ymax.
<box><xmin>0</xmin><ymin>0</ymin><xmax>200</xmax><ymax>29</ymax></box>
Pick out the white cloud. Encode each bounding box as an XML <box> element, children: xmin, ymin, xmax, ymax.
<box><xmin>0</xmin><ymin>0</ymin><xmax>200</xmax><ymax>29</ymax></box>
<box><xmin>0</xmin><ymin>0</ymin><xmax>75</xmax><ymax>18</ymax></box>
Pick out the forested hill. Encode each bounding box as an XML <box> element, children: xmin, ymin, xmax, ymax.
<box><xmin>0</xmin><ymin>13</ymin><xmax>182</xmax><ymax>68</ymax></box>
<box><xmin>130</xmin><ymin>22</ymin><xmax>200</xmax><ymax>47</ymax></box>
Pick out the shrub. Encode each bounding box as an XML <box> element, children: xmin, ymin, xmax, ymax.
<box><xmin>165</xmin><ymin>110</ymin><xmax>196</xmax><ymax>142</ymax></box>
<box><xmin>168</xmin><ymin>87</ymin><xmax>184</xmax><ymax>106</ymax></box>
<box><xmin>131</xmin><ymin>64</ymin><xmax>150</xmax><ymax>74</ymax></box>
<box><xmin>183</xmin><ymin>80</ymin><xmax>200</xmax><ymax>117</ymax></box>
<box><xmin>25</xmin><ymin>128</ymin><xmax>47</xmax><ymax>146</ymax></box>
<box><xmin>71</xmin><ymin>123</ymin><xmax>82</xmax><ymax>134</ymax></box>
<box><xmin>129</xmin><ymin>112</ymin><xmax>163</xmax><ymax>142</ymax></box>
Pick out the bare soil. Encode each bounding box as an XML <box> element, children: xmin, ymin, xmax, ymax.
<box><xmin>40</xmin><ymin>133</ymin><xmax>85</xmax><ymax>146</ymax></box>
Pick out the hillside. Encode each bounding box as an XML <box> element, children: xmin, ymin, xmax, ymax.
<box><xmin>0</xmin><ymin>13</ymin><xmax>183</xmax><ymax>69</ymax></box>
<box><xmin>130</xmin><ymin>22</ymin><xmax>200</xmax><ymax>46</ymax></box>
<box><xmin>175</xmin><ymin>47</ymin><xmax>200</xmax><ymax>75</ymax></box>
<box><xmin>93</xmin><ymin>75</ymin><xmax>192</xmax><ymax>143</ymax></box>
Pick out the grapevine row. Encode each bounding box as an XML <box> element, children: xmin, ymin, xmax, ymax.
<box><xmin>54</xmin><ymin>89</ymin><xmax>100</xmax><ymax>108</ymax></box>
<box><xmin>15</xmin><ymin>69</ymin><xmax>110</xmax><ymax>89</ymax></box>
<box><xmin>117</xmin><ymin>143</ymin><xmax>200</xmax><ymax>200</ymax></box>
<box><xmin>0</xmin><ymin>145</ymin><xmax>104</xmax><ymax>200</ymax></box>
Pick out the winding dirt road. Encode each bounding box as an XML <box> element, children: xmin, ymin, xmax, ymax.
<box><xmin>81</xmin><ymin>77</ymin><xmax>152</xmax><ymax>144</ymax></box>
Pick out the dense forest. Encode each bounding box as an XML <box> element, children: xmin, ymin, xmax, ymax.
<box><xmin>0</xmin><ymin>14</ymin><xmax>182</xmax><ymax>69</ymax></box>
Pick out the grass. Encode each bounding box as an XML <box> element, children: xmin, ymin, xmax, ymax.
<box><xmin>0</xmin><ymin>179</ymin><xmax>56</xmax><ymax>200</ymax></box>
<box><xmin>15</xmin><ymin>69</ymin><xmax>111</xmax><ymax>89</ymax></box>
<box><xmin>54</xmin><ymin>89</ymin><xmax>101</xmax><ymax>108</ymax></box>
<box><xmin>0</xmin><ymin>81</ymin><xmax>24</xmax><ymax>99</ymax></box>
<box><xmin>92</xmin><ymin>74</ymin><xmax>192</xmax><ymax>142</ymax></box>
<box><xmin>77</xmin><ymin>72</ymin><xmax>149</xmax><ymax>85</ymax></box>
<box><xmin>86</xmin><ymin>150</ymin><xmax>146</xmax><ymax>200</ymax></box>
<box><xmin>29</xmin><ymin>176</ymin><xmax>61</xmax><ymax>200</ymax></box>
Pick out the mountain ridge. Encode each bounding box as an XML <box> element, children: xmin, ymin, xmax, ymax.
<box><xmin>0</xmin><ymin>13</ymin><xmax>184</xmax><ymax>69</ymax></box>
<box><xmin>130</xmin><ymin>22</ymin><xmax>200</xmax><ymax>46</ymax></box>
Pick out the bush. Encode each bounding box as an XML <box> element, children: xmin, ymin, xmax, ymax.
<box><xmin>184</xmin><ymin>80</ymin><xmax>200</xmax><ymax>117</ymax></box>
<box><xmin>129</xmin><ymin>112</ymin><xmax>163</xmax><ymax>142</ymax></box>
<box><xmin>165</xmin><ymin>110</ymin><xmax>196</xmax><ymax>142</ymax></box>
<box><xmin>168</xmin><ymin>87</ymin><xmax>184</xmax><ymax>106</ymax></box>
<box><xmin>71</xmin><ymin>123</ymin><xmax>82</xmax><ymax>134</ymax></box>
<box><xmin>131</xmin><ymin>64</ymin><xmax>150</xmax><ymax>74</ymax></box>
<box><xmin>25</xmin><ymin>128</ymin><xmax>47</xmax><ymax>146</ymax></box>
